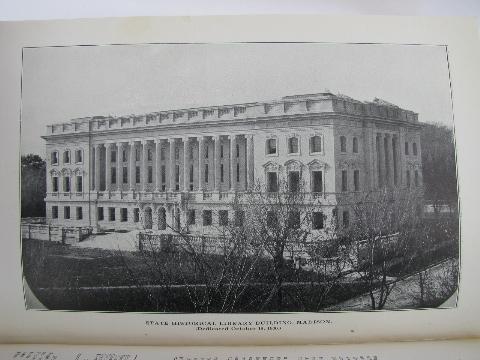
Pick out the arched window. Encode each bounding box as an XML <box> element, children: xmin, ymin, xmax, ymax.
<box><xmin>413</xmin><ymin>142</ymin><xmax>418</xmax><ymax>156</ymax></box>
<box><xmin>352</xmin><ymin>137</ymin><xmax>359</xmax><ymax>153</ymax></box>
<box><xmin>288</xmin><ymin>137</ymin><xmax>299</xmax><ymax>154</ymax></box>
<box><xmin>405</xmin><ymin>141</ymin><xmax>409</xmax><ymax>155</ymax></box>
<box><xmin>340</xmin><ymin>136</ymin><xmax>347</xmax><ymax>153</ymax></box>
<box><xmin>310</xmin><ymin>135</ymin><xmax>322</xmax><ymax>153</ymax></box>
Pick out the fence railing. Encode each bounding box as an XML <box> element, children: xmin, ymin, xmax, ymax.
<box><xmin>21</xmin><ymin>223</ymin><xmax>93</xmax><ymax>244</ymax></box>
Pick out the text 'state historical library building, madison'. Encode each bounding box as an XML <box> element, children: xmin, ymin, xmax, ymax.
<box><xmin>42</xmin><ymin>92</ymin><xmax>423</xmax><ymax>235</ymax></box>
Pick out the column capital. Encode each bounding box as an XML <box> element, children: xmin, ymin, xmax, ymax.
<box><xmin>168</xmin><ymin>138</ymin><xmax>176</xmax><ymax>144</ymax></box>
<box><xmin>228</xmin><ymin>134</ymin><xmax>237</xmax><ymax>141</ymax></box>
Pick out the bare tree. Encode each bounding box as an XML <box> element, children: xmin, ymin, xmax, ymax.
<box><xmin>343</xmin><ymin>188</ymin><xmax>423</xmax><ymax>310</ymax></box>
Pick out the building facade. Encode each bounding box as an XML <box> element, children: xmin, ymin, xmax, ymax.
<box><xmin>42</xmin><ymin>92</ymin><xmax>423</xmax><ymax>234</ymax></box>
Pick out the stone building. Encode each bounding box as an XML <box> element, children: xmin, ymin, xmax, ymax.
<box><xmin>42</xmin><ymin>92</ymin><xmax>423</xmax><ymax>234</ymax></box>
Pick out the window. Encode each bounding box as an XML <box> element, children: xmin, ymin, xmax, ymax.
<box><xmin>312</xmin><ymin>212</ymin><xmax>324</xmax><ymax>230</ymax></box>
<box><xmin>288</xmin><ymin>211</ymin><xmax>301</xmax><ymax>229</ymax></box>
<box><xmin>288</xmin><ymin>137</ymin><xmax>299</xmax><ymax>154</ymax></box>
<box><xmin>204</xmin><ymin>146</ymin><xmax>209</xmax><ymax>159</ymax></box>
<box><xmin>312</xmin><ymin>171</ymin><xmax>323</xmax><ymax>193</ymax></box>
<box><xmin>76</xmin><ymin>176</ymin><xmax>83</xmax><ymax>192</ymax></box>
<box><xmin>175</xmin><ymin>146</ymin><xmax>180</xmax><ymax>160</ymax></box>
<box><xmin>111</xmin><ymin>150</ymin><xmax>116</xmax><ymax>163</ymax></box>
<box><xmin>109</xmin><ymin>207</ymin><xmax>116</xmax><ymax>221</ymax></box>
<box><xmin>415</xmin><ymin>170</ymin><xmax>419</xmax><ymax>186</ymax></box>
<box><xmin>203</xmin><ymin>210</ymin><xmax>212</xmax><ymax>226</ymax></box>
<box><xmin>288</xmin><ymin>171</ymin><xmax>300</xmax><ymax>193</ymax></box>
<box><xmin>64</xmin><ymin>176</ymin><xmax>71</xmax><ymax>192</ymax></box>
<box><xmin>267</xmin><ymin>211</ymin><xmax>278</xmax><ymax>228</ymax></box>
<box><xmin>342</xmin><ymin>210</ymin><xmax>350</xmax><ymax>228</ymax></box>
<box><xmin>406</xmin><ymin>170</ymin><xmax>411</xmax><ymax>188</ymax></box>
<box><xmin>332</xmin><ymin>208</ymin><xmax>338</xmax><ymax>229</ymax></box>
<box><xmin>111</xmin><ymin>168</ymin><xmax>116</xmax><ymax>184</ymax></box>
<box><xmin>148</xmin><ymin>166</ymin><xmax>153</xmax><ymax>183</ymax></box>
<box><xmin>161</xmin><ymin>165</ymin><xmax>166</xmax><ymax>184</ymax></box>
<box><xmin>219</xmin><ymin>210</ymin><xmax>229</xmax><ymax>226</ymax></box>
<box><xmin>204</xmin><ymin>164</ymin><xmax>209</xmax><ymax>183</ymax></box>
<box><xmin>134</xmin><ymin>208</ymin><xmax>139</xmax><ymax>222</ymax></box>
<box><xmin>340</xmin><ymin>136</ymin><xmax>347</xmax><ymax>153</ymax></box>
<box><xmin>266</xmin><ymin>138</ymin><xmax>277</xmax><ymax>155</ymax></box>
<box><xmin>76</xmin><ymin>207</ymin><xmax>83</xmax><ymax>220</ymax></box>
<box><xmin>52</xmin><ymin>206</ymin><xmax>58</xmax><ymax>219</ymax></box>
<box><xmin>175</xmin><ymin>165</ymin><xmax>180</xmax><ymax>190</ymax></box>
<box><xmin>352</xmin><ymin>137</ymin><xmax>359</xmax><ymax>153</ymax></box>
<box><xmin>189</xmin><ymin>164</ymin><xmax>194</xmax><ymax>183</ymax></box>
<box><xmin>64</xmin><ymin>206</ymin><xmax>70</xmax><ymax>219</ymax></box>
<box><xmin>341</xmin><ymin>170</ymin><xmax>348</xmax><ymax>192</ymax></box>
<box><xmin>189</xmin><ymin>146</ymin><xmax>194</xmax><ymax>160</ymax></box>
<box><xmin>120</xmin><ymin>208</ymin><xmax>128</xmax><ymax>222</ymax></box>
<box><xmin>63</xmin><ymin>150</ymin><xmax>70</xmax><ymax>164</ymax></box>
<box><xmin>220</xmin><ymin>164</ymin><xmax>224</xmax><ymax>182</ymax></box>
<box><xmin>52</xmin><ymin>177</ymin><xmax>59</xmax><ymax>192</ymax></box>
<box><xmin>267</xmin><ymin>172</ymin><xmax>278</xmax><ymax>192</ymax></box>
<box><xmin>97</xmin><ymin>207</ymin><xmax>104</xmax><ymax>221</ymax></box>
<box><xmin>236</xmin><ymin>163</ymin><xmax>240</xmax><ymax>182</ymax></box>
<box><xmin>51</xmin><ymin>151</ymin><xmax>59</xmax><ymax>165</ymax></box>
<box><xmin>135</xmin><ymin>166</ymin><xmax>140</xmax><ymax>183</ymax></box>
<box><xmin>236</xmin><ymin>143</ymin><xmax>240</xmax><ymax>158</ymax></box>
<box><xmin>413</xmin><ymin>142</ymin><xmax>418</xmax><ymax>156</ymax></box>
<box><xmin>75</xmin><ymin>149</ymin><xmax>83</xmax><ymax>163</ymax></box>
<box><xmin>122</xmin><ymin>167</ymin><xmax>128</xmax><ymax>184</ymax></box>
<box><xmin>354</xmin><ymin>170</ymin><xmax>360</xmax><ymax>191</ymax></box>
<box><xmin>147</xmin><ymin>149</ymin><xmax>152</xmax><ymax>161</ymax></box>
<box><xmin>405</xmin><ymin>141</ymin><xmax>409</xmax><ymax>155</ymax></box>
<box><xmin>160</xmin><ymin>148</ymin><xmax>165</xmax><ymax>161</ymax></box>
<box><xmin>234</xmin><ymin>210</ymin><xmax>245</xmax><ymax>227</ymax></box>
<box><xmin>122</xmin><ymin>149</ymin><xmax>127</xmax><ymax>162</ymax></box>
<box><xmin>310</xmin><ymin>135</ymin><xmax>322</xmax><ymax>153</ymax></box>
<box><xmin>135</xmin><ymin>148</ymin><xmax>140</xmax><ymax>161</ymax></box>
<box><xmin>220</xmin><ymin>145</ymin><xmax>224</xmax><ymax>158</ymax></box>
<box><xmin>187</xmin><ymin>210</ymin><xmax>196</xmax><ymax>225</ymax></box>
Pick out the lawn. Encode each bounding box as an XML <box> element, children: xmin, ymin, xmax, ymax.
<box><xmin>22</xmin><ymin>238</ymin><xmax>458</xmax><ymax>312</ymax></box>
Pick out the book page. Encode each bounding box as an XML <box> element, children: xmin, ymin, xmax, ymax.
<box><xmin>1</xmin><ymin>340</ymin><xmax>480</xmax><ymax>360</ymax></box>
<box><xmin>0</xmin><ymin>15</ymin><xmax>479</xmax><ymax>346</ymax></box>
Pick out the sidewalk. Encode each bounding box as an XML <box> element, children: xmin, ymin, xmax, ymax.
<box><xmin>327</xmin><ymin>259</ymin><xmax>457</xmax><ymax>311</ymax></box>
<box><xmin>72</xmin><ymin>230</ymin><xmax>139</xmax><ymax>252</ymax></box>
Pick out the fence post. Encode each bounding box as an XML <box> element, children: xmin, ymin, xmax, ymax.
<box><xmin>47</xmin><ymin>224</ymin><xmax>51</xmax><ymax>241</ymax></box>
<box><xmin>28</xmin><ymin>224</ymin><xmax>31</xmax><ymax>240</ymax></box>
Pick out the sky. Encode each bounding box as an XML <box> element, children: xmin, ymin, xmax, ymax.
<box><xmin>21</xmin><ymin>42</ymin><xmax>454</xmax><ymax>156</ymax></box>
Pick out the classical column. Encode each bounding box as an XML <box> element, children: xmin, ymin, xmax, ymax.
<box><xmin>246</xmin><ymin>134</ymin><xmax>254</xmax><ymax>190</ymax></box>
<box><xmin>183</xmin><ymin>137</ymin><xmax>189</xmax><ymax>191</ymax></box>
<box><xmin>116</xmin><ymin>143</ymin><xmax>122</xmax><ymax>191</ymax></box>
<box><xmin>169</xmin><ymin>138</ymin><xmax>176</xmax><ymax>192</ymax></box>
<box><xmin>141</xmin><ymin>140</ymin><xmax>148</xmax><ymax>192</ymax></box>
<box><xmin>385</xmin><ymin>135</ymin><xmax>394</xmax><ymax>187</ymax></box>
<box><xmin>229</xmin><ymin>135</ymin><xmax>237</xmax><ymax>191</ymax></box>
<box><xmin>154</xmin><ymin>139</ymin><xmax>161</xmax><ymax>192</ymax></box>
<box><xmin>214</xmin><ymin>135</ymin><xmax>221</xmax><ymax>191</ymax></box>
<box><xmin>94</xmin><ymin>144</ymin><xmax>102</xmax><ymax>191</ymax></box>
<box><xmin>392</xmin><ymin>135</ymin><xmax>398</xmax><ymax>187</ymax></box>
<box><xmin>129</xmin><ymin>141</ymin><xmax>136</xmax><ymax>191</ymax></box>
<box><xmin>198</xmin><ymin>136</ymin><xmax>204</xmax><ymax>191</ymax></box>
<box><xmin>105</xmin><ymin>143</ymin><xmax>112</xmax><ymax>192</ymax></box>
<box><xmin>377</xmin><ymin>134</ymin><xmax>385</xmax><ymax>188</ymax></box>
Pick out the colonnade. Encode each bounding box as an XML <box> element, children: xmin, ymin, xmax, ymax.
<box><xmin>91</xmin><ymin>134</ymin><xmax>255</xmax><ymax>193</ymax></box>
<box><xmin>375</xmin><ymin>133</ymin><xmax>399</xmax><ymax>188</ymax></box>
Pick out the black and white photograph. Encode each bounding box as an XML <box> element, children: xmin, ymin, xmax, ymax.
<box><xmin>20</xmin><ymin>42</ymin><xmax>459</xmax><ymax>313</ymax></box>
